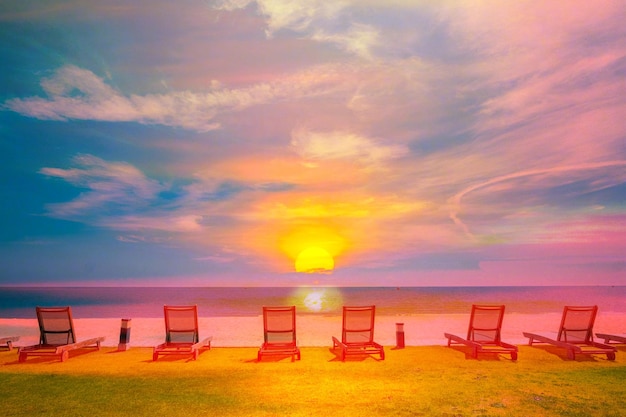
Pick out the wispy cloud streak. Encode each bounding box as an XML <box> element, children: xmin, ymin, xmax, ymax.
<box><xmin>40</xmin><ymin>154</ymin><xmax>163</xmax><ymax>218</ymax></box>
<box><xmin>5</xmin><ymin>65</ymin><xmax>349</xmax><ymax>131</ymax></box>
<box><xmin>449</xmin><ymin>161</ymin><xmax>626</xmax><ymax>239</ymax></box>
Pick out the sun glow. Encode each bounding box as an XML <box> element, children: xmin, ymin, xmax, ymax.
<box><xmin>279</xmin><ymin>224</ymin><xmax>346</xmax><ymax>273</ymax></box>
<box><xmin>295</xmin><ymin>246</ymin><xmax>335</xmax><ymax>273</ymax></box>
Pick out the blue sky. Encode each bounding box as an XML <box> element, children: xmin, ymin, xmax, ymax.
<box><xmin>1</xmin><ymin>0</ymin><xmax>625</xmax><ymax>286</ymax></box>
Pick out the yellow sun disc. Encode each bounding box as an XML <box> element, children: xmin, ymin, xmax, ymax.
<box><xmin>295</xmin><ymin>246</ymin><xmax>335</xmax><ymax>273</ymax></box>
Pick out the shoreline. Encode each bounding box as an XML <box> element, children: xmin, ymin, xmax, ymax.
<box><xmin>2</xmin><ymin>312</ymin><xmax>625</xmax><ymax>348</ymax></box>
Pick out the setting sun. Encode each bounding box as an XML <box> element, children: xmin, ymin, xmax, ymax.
<box><xmin>295</xmin><ymin>247</ymin><xmax>335</xmax><ymax>273</ymax></box>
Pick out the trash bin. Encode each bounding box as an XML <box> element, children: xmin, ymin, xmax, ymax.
<box><xmin>118</xmin><ymin>318</ymin><xmax>131</xmax><ymax>351</ymax></box>
<box><xmin>395</xmin><ymin>322</ymin><xmax>405</xmax><ymax>348</ymax></box>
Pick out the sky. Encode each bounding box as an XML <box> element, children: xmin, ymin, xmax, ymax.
<box><xmin>1</xmin><ymin>0</ymin><xmax>625</xmax><ymax>287</ymax></box>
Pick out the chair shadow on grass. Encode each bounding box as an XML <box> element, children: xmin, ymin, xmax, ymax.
<box><xmin>528</xmin><ymin>344</ymin><xmax>605</xmax><ymax>362</ymax></box>
<box><xmin>327</xmin><ymin>347</ymin><xmax>384</xmax><ymax>362</ymax></box>
<box><xmin>447</xmin><ymin>345</ymin><xmax>513</xmax><ymax>361</ymax></box>
<box><xmin>247</xmin><ymin>353</ymin><xmax>298</xmax><ymax>363</ymax></box>
<box><xmin>142</xmin><ymin>350</ymin><xmax>210</xmax><ymax>364</ymax></box>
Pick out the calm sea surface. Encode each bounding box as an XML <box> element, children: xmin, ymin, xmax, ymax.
<box><xmin>0</xmin><ymin>286</ymin><xmax>624</xmax><ymax>319</ymax></box>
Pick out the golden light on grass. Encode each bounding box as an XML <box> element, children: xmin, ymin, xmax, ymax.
<box><xmin>2</xmin><ymin>346</ymin><xmax>623</xmax><ymax>417</ymax></box>
<box><xmin>295</xmin><ymin>246</ymin><xmax>335</xmax><ymax>273</ymax></box>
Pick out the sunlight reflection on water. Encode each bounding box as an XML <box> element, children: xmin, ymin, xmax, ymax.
<box><xmin>289</xmin><ymin>287</ymin><xmax>344</xmax><ymax>313</ymax></box>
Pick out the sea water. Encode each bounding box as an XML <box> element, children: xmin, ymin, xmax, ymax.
<box><xmin>1</xmin><ymin>286</ymin><xmax>625</xmax><ymax>319</ymax></box>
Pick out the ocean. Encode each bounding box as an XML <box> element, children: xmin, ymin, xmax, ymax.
<box><xmin>1</xmin><ymin>286</ymin><xmax>625</xmax><ymax>319</ymax></box>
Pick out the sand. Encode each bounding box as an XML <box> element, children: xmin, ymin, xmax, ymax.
<box><xmin>1</xmin><ymin>311</ymin><xmax>624</xmax><ymax>348</ymax></box>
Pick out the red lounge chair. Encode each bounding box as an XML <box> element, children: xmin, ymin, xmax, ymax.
<box><xmin>18</xmin><ymin>306</ymin><xmax>104</xmax><ymax>363</ymax></box>
<box><xmin>444</xmin><ymin>304</ymin><xmax>518</xmax><ymax>360</ymax></box>
<box><xmin>258</xmin><ymin>306</ymin><xmax>301</xmax><ymax>361</ymax></box>
<box><xmin>153</xmin><ymin>305</ymin><xmax>212</xmax><ymax>361</ymax></box>
<box><xmin>595</xmin><ymin>333</ymin><xmax>626</xmax><ymax>344</ymax></box>
<box><xmin>523</xmin><ymin>305</ymin><xmax>616</xmax><ymax>360</ymax></box>
<box><xmin>332</xmin><ymin>305</ymin><xmax>385</xmax><ymax>361</ymax></box>
<box><xmin>0</xmin><ymin>336</ymin><xmax>19</xmax><ymax>351</ymax></box>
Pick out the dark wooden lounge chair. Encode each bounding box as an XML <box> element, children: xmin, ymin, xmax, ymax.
<box><xmin>595</xmin><ymin>333</ymin><xmax>626</xmax><ymax>345</ymax></box>
<box><xmin>258</xmin><ymin>306</ymin><xmax>300</xmax><ymax>361</ymax></box>
<box><xmin>332</xmin><ymin>305</ymin><xmax>385</xmax><ymax>361</ymax></box>
<box><xmin>444</xmin><ymin>304</ymin><xmax>518</xmax><ymax>360</ymax></box>
<box><xmin>153</xmin><ymin>305</ymin><xmax>212</xmax><ymax>361</ymax></box>
<box><xmin>18</xmin><ymin>306</ymin><xmax>104</xmax><ymax>363</ymax></box>
<box><xmin>523</xmin><ymin>305</ymin><xmax>616</xmax><ymax>360</ymax></box>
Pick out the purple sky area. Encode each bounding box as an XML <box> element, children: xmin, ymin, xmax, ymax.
<box><xmin>1</xmin><ymin>1</ymin><xmax>625</xmax><ymax>286</ymax></box>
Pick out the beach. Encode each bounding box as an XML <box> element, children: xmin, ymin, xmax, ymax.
<box><xmin>3</xmin><ymin>286</ymin><xmax>625</xmax><ymax>350</ymax></box>
<box><xmin>2</xmin><ymin>311</ymin><xmax>625</xmax><ymax>348</ymax></box>
<box><xmin>2</xmin><ymin>306</ymin><xmax>625</xmax><ymax>417</ymax></box>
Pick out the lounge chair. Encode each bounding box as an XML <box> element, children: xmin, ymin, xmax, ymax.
<box><xmin>332</xmin><ymin>305</ymin><xmax>385</xmax><ymax>361</ymax></box>
<box><xmin>0</xmin><ymin>336</ymin><xmax>19</xmax><ymax>351</ymax></box>
<box><xmin>18</xmin><ymin>306</ymin><xmax>104</xmax><ymax>363</ymax></box>
<box><xmin>153</xmin><ymin>305</ymin><xmax>212</xmax><ymax>361</ymax></box>
<box><xmin>523</xmin><ymin>305</ymin><xmax>616</xmax><ymax>360</ymax></box>
<box><xmin>444</xmin><ymin>304</ymin><xmax>518</xmax><ymax>360</ymax></box>
<box><xmin>258</xmin><ymin>306</ymin><xmax>301</xmax><ymax>361</ymax></box>
<box><xmin>595</xmin><ymin>333</ymin><xmax>626</xmax><ymax>344</ymax></box>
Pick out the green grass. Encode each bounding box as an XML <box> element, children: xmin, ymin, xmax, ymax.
<box><xmin>1</xmin><ymin>346</ymin><xmax>625</xmax><ymax>416</ymax></box>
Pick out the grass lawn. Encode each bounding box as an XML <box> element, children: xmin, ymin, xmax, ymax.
<box><xmin>1</xmin><ymin>345</ymin><xmax>625</xmax><ymax>416</ymax></box>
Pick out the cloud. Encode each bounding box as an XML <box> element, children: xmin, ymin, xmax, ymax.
<box><xmin>290</xmin><ymin>128</ymin><xmax>408</xmax><ymax>166</ymax></box>
<box><xmin>215</xmin><ymin>0</ymin><xmax>348</xmax><ymax>36</ymax></box>
<box><xmin>39</xmin><ymin>154</ymin><xmax>164</xmax><ymax>218</ymax></box>
<box><xmin>37</xmin><ymin>154</ymin><xmax>302</xmax><ymax>243</ymax></box>
<box><xmin>194</xmin><ymin>254</ymin><xmax>237</xmax><ymax>264</ymax></box>
<box><xmin>444</xmin><ymin>0</ymin><xmax>626</xmax><ymax>162</ymax></box>
<box><xmin>3</xmin><ymin>65</ymin><xmax>349</xmax><ymax>131</ymax></box>
<box><xmin>311</xmin><ymin>23</ymin><xmax>380</xmax><ymax>60</ymax></box>
<box><xmin>108</xmin><ymin>215</ymin><xmax>204</xmax><ymax>233</ymax></box>
<box><xmin>448</xmin><ymin>161</ymin><xmax>626</xmax><ymax>239</ymax></box>
<box><xmin>213</xmin><ymin>0</ymin><xmax>384</xmax><ymax>59</ymax></box>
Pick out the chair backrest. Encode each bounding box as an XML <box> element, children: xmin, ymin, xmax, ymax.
<box><xmin>263</xmin><ymin>306</ymin><xmax>296</xmax><ymax>345</ymax></box>
<box><xmin>342</xmin><ymin>306</ymin><xmax>376</xmax><ymax>344</ymax></box>
<box><xmin>467</xmin><ymin>304</ymin><xmax>504</xmax><ymax>343</ymax></box>
<box><xmin>558</xmin><ymin>305</ymin><xmax>597</xmax><ymax>343</ymax></box>
<box><xmin>164</xmin><ymin>305</ymin><xmax>200</xmax><ymax>343</ymax></box>
<box><xmin>36</xmin><ymin>306</ymin><xmax>76</xmax><ymax>346</ymax></box>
